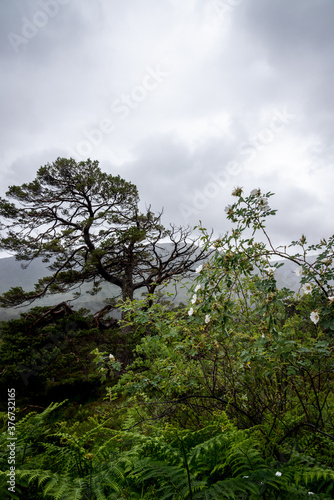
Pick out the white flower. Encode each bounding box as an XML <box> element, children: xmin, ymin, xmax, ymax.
<box><xmin>195</xmin><ymin>264</ymin><xmax>203</xmax><ymax>273</ymax></box>
<box><xmin>308</xmin><ymin>493</ymin><xmax>314</xmax><ymax>496</ymax></box>
<box><xmin>188</xmin><ymin>307</ymin><xmax>194</xmax><ymax>316</ymax></box>
<box><xmin>191</xmin><ymin>294</ymin><xmax>197</xmax><ymax>304</ymax></box>
<box><xmin>195</xmin><ymin>284</ymin><xmax>202</xmax><ymax>292</ymax></box>
<box><xmin>328</xmin><ymin>296</ymin><xmax>334</xmax><ymax>303</ymax></box>
<box><xmin>294</xmin><ymin>267</ymin><xmax>303</xmax><ymax>277</ymax></box>
<box><xmin>250</xmin><ymin>188</ymin><xmax>260</xmax><ymax>196</ymax></box>
<box><xmin>261</xmin><ymin>333</ymin><xmax>265</xmax><ymax>338</ymax></box>
<box><xmin>243</xmin><ymin>476</ymin><xmax>249</xmax><ymax>478</ymax></box>
<box><xmin>260</xmin><ymin>205</ymin><xmax>271</xmax><ymax>212</ymax></box>
<box><xmin>275</xmin><ymin>471</ymin><xmax>282</xmax><ymax>477</ymax></box>
<box><xmin>224</xmin><ymin>204</ymin><xmax>232</xmax><ymax>213</ymax></box>
<box><xmin>302</xmin><ymin>283</ymin><xmax>312</xmax><ymax>294</ymax></box>
<box><xmin>109</xmin><ymin>354</ymin><xmax>114</xmax><ymax>360</ymax></box>
<box><xmin>205</xmin><ymin>314</ymin><xmax>211</xmax><ymax>324</ymax></box>
<box><xmin>310</xmin><ymin>311</ymin><xmax>319</xmax><ymax>325</ymax></box>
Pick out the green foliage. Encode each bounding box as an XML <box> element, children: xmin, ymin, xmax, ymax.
<box><xmin>1</xmin><ymin>186</ymin><xmax>334</xmax><ymax>498</ymax></box>
<box><xmin>0</xmin><ymin>306</ymin><xmax>117</xmax><ymax>398</ymax></box>
<box><xmin>90</xmin><ymin>348</ymin><xmax>122</xmax><ymax>382</ymax></box>
<box><xmin>107</xmin><ymin>187</ymin><xmax>334</xmax><ymax>494</ymax></box>
<box><xmin>1</xmin><ymin>403</ymin><xmax>333</xmax><ymax>499</ymax></box>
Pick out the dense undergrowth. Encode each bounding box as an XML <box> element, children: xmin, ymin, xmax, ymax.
<box><xmin>0</xmin><ymin>188</ymin><xmax>333</xmax><ymax>498</ymax></box>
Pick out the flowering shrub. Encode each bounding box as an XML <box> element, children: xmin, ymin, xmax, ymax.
<box><xmin>2</xmin><ymin>187</ymin><xmax>333</xmax><ymax>499</ymax></box>
<box><xmin>191</xmin><ymin>187</ymin><xmax>334</xmax><ymax>337</ymax></box>
<box><xmin>107</xmin><ymin>188</ymin><xmax>334</xmax><ymax>496</ymax></box>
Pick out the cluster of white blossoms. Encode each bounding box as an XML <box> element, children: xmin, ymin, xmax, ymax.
<box><xmin>224</xmin><ymin>188</ymin><xmax>271</xmax><ymax>214</ymax></box>
<box><xmin>189</xmin><ymin>282</ymin><xmax>200</xmax><ymax>315</ymax></box>
<box><xmin>250</xmin><ymin>188</ymin><xmax>271</xmax><ymax>212</ymax></box>
<box><xmin>275</xmin><ymin>471</ymin><xmax>282</xmax><ymax>477</ymax></box>
<box><xmin>188</xmin><ymin>308</ymin><xmax>211</xmax><ymax>323</ymax></box>
<box><xmin>189</xmin><ymin>280</ymin><xmax>203</xmax><ymax>311</ymax></box>
<box><xmin>191</xmin><ymin>285</ymin><xmax>203</xmax><ymax>305</ymax></box>
<box><xmin>258</xmin><ymin>197</ymin><xmax>270</xmax><ymax>212</ymax></box>
<box><xmin>188</xmin><ymin>283</ymin><xmax>211</xmax><ymax>323</ymax></box>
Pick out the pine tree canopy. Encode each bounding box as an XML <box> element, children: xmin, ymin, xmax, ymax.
<box><xmin>0</xmin><ymin>157</ymin><xmax>209</xmax><ymax>307</ymax></box>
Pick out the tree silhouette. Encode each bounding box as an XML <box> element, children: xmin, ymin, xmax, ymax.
<box><xmin>0</xmin><ymin>158</ymin><xmax>209</xmax><ymax>310</ymax></box>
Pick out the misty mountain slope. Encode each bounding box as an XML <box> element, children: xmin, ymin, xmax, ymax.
<box><xmin>0</xmin><ymin>251</ymin><xmax>308</xmax><ymax>321</ymax></box>
<box><xmin>0</xmin><ymin>254</ymin><xmax>191</xmax><ymax>321</ymax></box>
<box><xmin>0</xmin><ymin>256</ymin><xmax>119</xmax><ymax>320</ymax></box>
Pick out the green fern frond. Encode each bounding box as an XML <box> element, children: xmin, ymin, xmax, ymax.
<box><xmin>16</xmin><ymin>468</ymin><xmax>53</xmax><ymax>487</ymax></box>
<box><xmin>194</xmin><ymin>476</ymin><xmax>259</xmax><ymax>499</ymax></box>
<box><xmin>130</xmin><ymin>458</ymin><xmax>193</xmax><ymax>498</ymax></box>
<box><xmin>128</xmin><ymin>434</ymin><xmax>183</xmax><ymax>466</ymax></box>
<box><xmin>188</xmin><ymin>432</ymin><xmax>230</xmax><ymax>473</ymax></box>
<box><xmin>303</xmin><ymin>466</ymin><xmax>334</xmax><ymax>483</ymax></box>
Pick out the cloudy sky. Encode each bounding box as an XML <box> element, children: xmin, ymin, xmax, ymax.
<box><xmin>1</xmin><ymin>0</ymin><xmax>334</xmax><ymax>257</ymax></box>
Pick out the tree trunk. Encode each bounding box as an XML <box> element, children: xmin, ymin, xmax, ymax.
<box><xmin>116</xmin><ymin>273</ymin><xmax>135</xmax><ymax>366</ymax></box>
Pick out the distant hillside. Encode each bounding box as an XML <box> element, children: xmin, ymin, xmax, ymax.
<box><xmin>273</xmin><ymin>258</ymin><xmax>302</xmax><ymax>292</ymax></box>
<box><xmin>0</xmin><ymin>256</ymin><xmax>51</xmax><ymax>293</ymax></box>
<box><xmin>0</xmin><ymin>255</ymin><xmax>190</xmax><ymax>321</ymax></box>
<box><xmin>0</xmin><ymin>252</ymin><xmax>305</xmax><ymax>322</ymax></box>
<box><xmin>0</xmin><ymin>256</ymin><xmax>117</xmax><ymax>320</ymax></box>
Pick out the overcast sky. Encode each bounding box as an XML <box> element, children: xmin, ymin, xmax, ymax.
<box><xmin>1</xmin><ymin>0</ymin><xmax>334</xmax><ymax>258</ymax></box>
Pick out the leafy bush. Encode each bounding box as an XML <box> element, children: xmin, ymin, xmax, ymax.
<box><xmin>1</xmin><ymin>187</ymin><xmax>333</xmax><ymax>498</ymax></box>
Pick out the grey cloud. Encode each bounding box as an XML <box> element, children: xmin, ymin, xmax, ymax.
<box><xmin>0</xmin><ymin>0</ymin><xmax>334</xmax><ymax>252</ymax></box>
